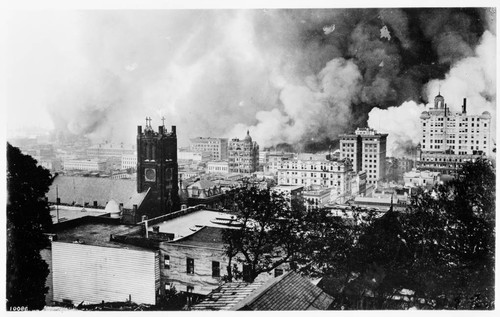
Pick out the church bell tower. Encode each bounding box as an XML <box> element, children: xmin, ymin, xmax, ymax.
<box><xmin>136</xmin><ymin>117</ymin><xmax>180</xmax><ymax>218</ymax></box>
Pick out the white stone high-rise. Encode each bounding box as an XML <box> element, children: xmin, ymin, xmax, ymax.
<box><xmin>418</xmin><ymin>94</ymin><xmax>492</xmax><ymax>173</ymax></box>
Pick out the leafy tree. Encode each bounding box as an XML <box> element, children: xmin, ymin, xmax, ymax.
<box><xmin>7</xmin><ymin>143</ymin><xmax>54</xmax><ymax>310</ymax></box>
<box><xmin>222</xmin><ymin>186</ymin><xmax>303</xmax><ymax>282</ymax></box>
<box><xmin>222</xmin><ymin>186</ymin><xmax>354</xmax><ymax>283</ymax></box>
<box><xmin>333</xmin><ymin>158</ymin><xmax>495</xmax><ymax>309</ymax></box>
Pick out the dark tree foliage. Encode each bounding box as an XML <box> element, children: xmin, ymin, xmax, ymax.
<box><xmin>222</xmin><ymin>186</ymin><xmax>304</xmax><ymax>282</ymax></box>
<box><xmin>7</xmin><ymin>143</ymin><xmax>54</xmax><ymax>310</ymax></box>
<box><xmin>222</xmin><ymin>159</ymin><xmax>494</xmax><ymax>309</ymax></box>
<box><xmin>222</xmin><ymin>186</ymin><xmax>351</xmax><ymax>283</ymax></box>
<box><xmin>336</xmin><ymin>158</ymin><xmax>495</xmax><ymax>309</ymax></box>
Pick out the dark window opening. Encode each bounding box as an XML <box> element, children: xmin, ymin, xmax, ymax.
<box><xmin>243</xmin><ymin>264</ymin><xmax>252</xmax><ymax>282</ymax></box>
<box><xmin>164</xmin><ymin>255</ymin><xmax>170</xmax><ymax>269</ymax></box>
<box><xmin>212</xmin><ymin>261</ymin><xmax>220</xmax><ymax>278</ymax></box>
<box><xmin>187</xmin><ymin>258</ymin><xmax>194</xmax><ymax>275</ymax></box>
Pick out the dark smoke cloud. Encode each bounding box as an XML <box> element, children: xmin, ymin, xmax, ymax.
<box><xmin>38</xmin><ymin>8</ymin><xmax>492</xmax><ymax>153</ymax></box>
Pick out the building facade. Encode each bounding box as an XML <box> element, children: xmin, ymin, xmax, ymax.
<box><xmin>87</xmin><ymin>143</ymin><xmax>135</xmax><ymax>158</ymax></box>
<box><xmin>340</xmin><ymin>128</ymin><xmax>388</xmax><ymax>185</ymax></box>
<box><xmin>277</xmin><ymin>158</ymin><xmax>352</xmax><ymax>202</ymax></box>
<box><xmin>418</xmin><ymin>94</ymin><xmax>492</xmax><ymax>174</ymax></box>
<box><xmin>62</xmin><ymin>159</ymin><xmax>106</xmax><ymax>172</ymax></box>
<box><xmin>207</xmin><ymin>161</ymin><xmax>230</xmax><ymax>174</ymax></box>
<box><xmin>303</xmin><ymin>187</ymin><xmax>332</xmax><ymax>211</ymax></box>
<box><xmin>190</xmin><ymin>137</ymin><xmax>228</xmax><ymax>161</ymax></box>
<box><xmin>121</xmin><ymin>154</ymin><xmax>137</xmax><ymax>170</ymax></box>
<box><xmin>264</xmin><ymin>152</ymin><xmax>295</xmax><ymax>175</ymax></box>
<box><xmin>228</xmin><ymin>131</ymin><xmax>259</xmax><ymax>174</ymax></box>
<box><xmin>178</xmin><ymin>150</ymin><xmax>211</xmax><ymax>162</ymax></box>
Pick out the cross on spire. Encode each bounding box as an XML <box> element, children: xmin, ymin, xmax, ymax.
<box><xmin>161</xmin><ymin>116</ymin><xmax>166</xmax><ymax>126</ymax></box>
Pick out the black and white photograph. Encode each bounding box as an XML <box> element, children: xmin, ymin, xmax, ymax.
<box><xmin>3</xmin><ymin>1</ymin><xmax>497</xmax><ymax>312</ymax></box>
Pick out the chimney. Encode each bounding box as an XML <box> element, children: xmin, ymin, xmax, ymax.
<box><xmin>159</xmin><ymin>126</ymin><xmax>164</xmax><ymax>134</ymax></box>
<box><xmin>119</xmin><ymin>203</ymin><xmax>123</xmax><ymax>211</ymax></box>
<box><xmin>171</xmin><ymin>126</ymin><xmax>176</xmax><ymax>135</ymax></box>
<box><xmin>133</xmin><ymin>204</ymin><xmax>138</xmax><ymax>215</ymax></box>
<box><xmin>462</xmin><ymin>98</ymin><xmax>467</xmax><ymax>114</ymax></box>
<box><xmin>93</xmin><ymin>201</ymin><xmax>98</xmax><ymax>208</ymax></box>
<box><xmin>138</xmin><ymin>125</ymin><xmax>142</xmax><ymax>135</ymax></box>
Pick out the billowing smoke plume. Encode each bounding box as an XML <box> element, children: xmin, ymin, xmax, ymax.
<box><xmin>369</xmin><ymin>29</ymin><xmax>496</xmax><ymax>156</ymax></box>
<box><xmin>20</xmin><ymin>8</ymin><xmax>493</xmax><ymax>150</ymax></box>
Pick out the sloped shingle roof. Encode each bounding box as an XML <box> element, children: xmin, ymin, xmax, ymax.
<box><xmin>193</xmin><ymin>271</ymin><xmax>333</xmax><ymax>311</ymax></box>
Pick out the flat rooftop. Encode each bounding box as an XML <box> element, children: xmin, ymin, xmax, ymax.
<box><xmin>55</xmin><ymin>222</ymin><xmax>145</xmax><ymax>250</ymax></box>
<box><xmin>50</xmin><ymin>206</ymin><xmax>108</xmax><ymax>224</ymax></box>
<box><xmin>148</xmin><ymin>209</ymin><xmax>237</xmax><ymax>240</ymax></box>
<box><xmin>272</xmin><ymin>185</ymin><xmax>304</xmax><ymax>191</ymax></box>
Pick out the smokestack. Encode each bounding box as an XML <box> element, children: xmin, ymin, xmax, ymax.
<box><xmin>137</xmin><ymin>126</ymin><xmax>142</xmax><ymax>135</ymax></box>
<box><xmin>462</xmin><ymin>98</ymin><xmax>467</xmax><ymax>114</ymax></box>
<box><xmin>171</xmin><ymin>126</ymin><xmax>176</xmax><ymax>135</ymax></box>
<box><xmin>159</xmin><ymin>126</ymin><xmax>164</xmax><ymax>134</ymax></box>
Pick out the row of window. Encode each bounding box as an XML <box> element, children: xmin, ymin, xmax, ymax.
<box><xmin>164</xmin><ymin>256</ymin><xmax>221</xmax><ymax>278</ymax></box>
<box><xmin>283</xmin><ymin>178</ymin><xmax>341</xmax><ymax>186</ymax></box>
<box><xmin>163</xmin><ymin>255</ymin><xmax>284</xmax><ymax>281</ymax></box>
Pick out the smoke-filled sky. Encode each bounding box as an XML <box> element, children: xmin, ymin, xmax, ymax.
<box><xmin>5</xmin><ymin>6</ymin><xmax>497</xmax><ymax>155</ymax></box>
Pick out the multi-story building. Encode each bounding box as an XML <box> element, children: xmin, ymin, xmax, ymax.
<box><xmin>121</xmin><ymin>153</ymin><xmax>137</xmax><ymax>170</ymax></box>
<box><xmin>62</xmin><ymin>159</ymin><xmax>107</xmax><ymax>172</ymax></box>
<box><xmin>87</xmin><ymin>142</ymin><xmax>135</xmax><ymax>158</ymax></box>
<box><xmin>340</xmin><ymin>128</ymin><xmax>388</xmax><ymax>185</ymax></box>
<box><xmin>277</xmin><ymin>158</ymin><xmax>352</xmax><ymax>202</ymax></box>
<box><xmin>190</xmin><ymin>137</ymin><xmax>228</xmax><ymax>161</ymax></box>
<box><xmin>228</xmin><ymin>131</ymin><xmax>259</xmax><ymax>174</ymax></box>
<box><xmin>264</xmin><ymin>152</ymin><xmax>294</xmax><ymax>175</ymax></box>
<box><xmin>259</xmin><ymin>151</ymin><xmax>268</xmax><ymax>165</ymax></box>
<box><xmin>207</xmin><ymin>161</ymin><xmax>230</xmax><ymax>174</ymax></box>
<box><xmin>418</xmin><ymin>94</ymin><xmax>492</xmax><ymax>174</ymax></box>
<box><xmin>403</xmin><ymin>169</ymin><xmax>441</xmax><ymax>188</ymax></box>
<box><xmin>303</xmin><ymin>187</ymin><xmax>332</xmax><ymax>211</ymax></box>
<box><xmin>178</xmin><ymin>150</ymin><xmax>211</xmax><ymax>162</ymax></box>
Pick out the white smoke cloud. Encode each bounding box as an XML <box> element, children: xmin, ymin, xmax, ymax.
<box><xmin>368</xmin><ymin>101</ymin><xmax>427</xmax><ymax>157</ymax></box>
<box><xmin>227</xmin><ymin>58</ymin><xmax>362</xmax><ymax>148</ymax></box>
<box><xmin>368</xmin><ymin>30</ymin><xmax>496</xmax><ymax>156</ymax></box>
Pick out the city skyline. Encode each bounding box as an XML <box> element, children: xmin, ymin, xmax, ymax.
<box><xmin>4</xmin><ymin>5</ymin><xmax>496</xmax><ymax>156</ymax></box>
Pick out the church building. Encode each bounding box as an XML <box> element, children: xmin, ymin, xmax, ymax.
<box><xmin>122</xmin><ymin>118</ymin><xmax>181</xmax><ymax>223</ymax></box>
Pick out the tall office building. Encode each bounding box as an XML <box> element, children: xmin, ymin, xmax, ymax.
<box><xmin>228</xmin><ymin>131</ymin><xmax>259</xmax><ymax>173</ymax></box>
<box><xmin>340</xmin><ymin>128</ymin><xmax>388</xmax><ymax>185</ymax></box>
<box><xmin>189</xmin><ymin>137</ymin><xmax>228</xmax><ymax>161</ymax></box>
<box><xmin>417</xmin><ymin>94</ymin><xmax>492</xmax><ymax>173</ymax></box>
